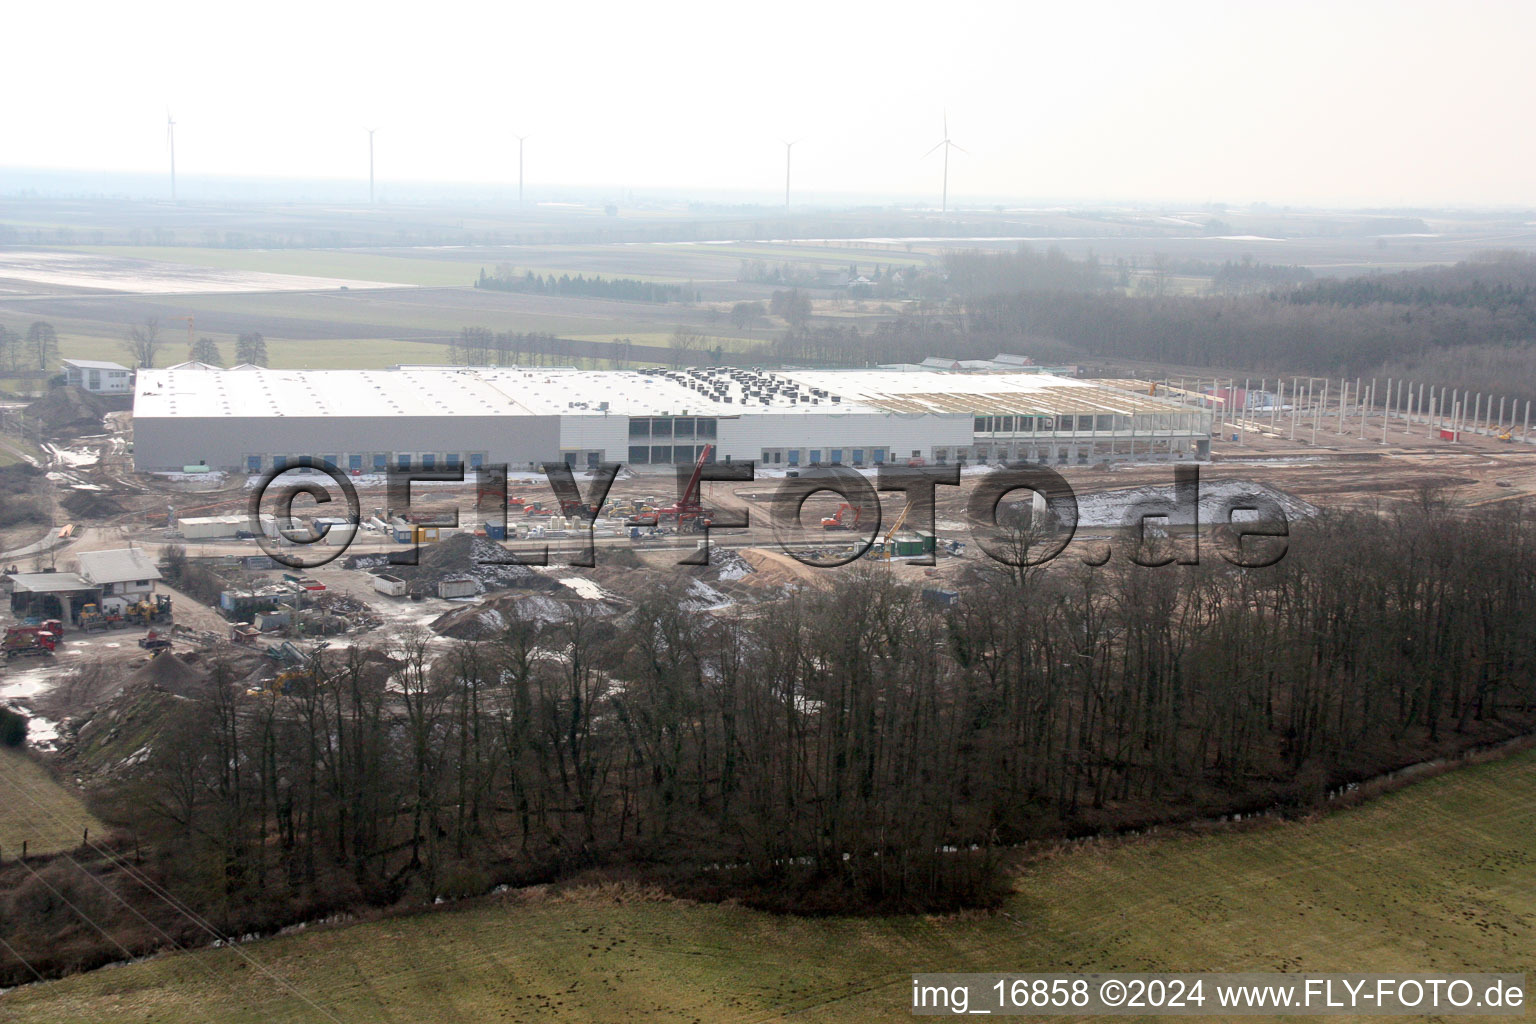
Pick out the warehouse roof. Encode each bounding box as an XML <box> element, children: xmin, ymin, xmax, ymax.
<box><xmin>134</xmin><ymin>365</ymin><xmax>1197</xmax><ymax>420</ymax></box>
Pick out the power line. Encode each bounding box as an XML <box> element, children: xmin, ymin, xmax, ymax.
<box><xmin>0</xmin><ymin>761</ymin><xmax>347</xmax><ymax>1023</ymax></box>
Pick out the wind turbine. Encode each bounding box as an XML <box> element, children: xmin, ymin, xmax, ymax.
<box><xmin>783</xmin><ymin>139</ymin><xmax>798</xmax><ymax>210</ymax></box>
<box><xmin>924</xmin><ymin>113</ymin><xmax>967</xmax><ymax>214</ymax></box>
<box><xmin>166</xmin><ymin>110</ymin><xmax>177</xmax><ymax>202</ymax></box>
<box><xmin>366</xmin><ymin>128</ymin><xmax>376</xmax><ymax>204</ymax></box>
<box><xmin>515</xmin><ymin>134</ymin><xmax>528</xmax><ymax>206</ymax></box>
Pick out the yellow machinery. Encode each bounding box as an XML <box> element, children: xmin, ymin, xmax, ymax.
<box><xmin>870</xmin><ymin>501</ymin><xmax>912</xmax><ymax>560</ymax></box>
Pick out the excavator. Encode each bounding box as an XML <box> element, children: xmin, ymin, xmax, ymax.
<box><xmin>821</xmin><ymin>503</ymin><xmax>864</xmax><ymax>530</ymax></box>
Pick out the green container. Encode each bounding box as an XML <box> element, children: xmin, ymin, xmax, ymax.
<box><xmin>893</xmin><ymin>532</ymin><xmax>926</xmax><ymax>557</ymax></box>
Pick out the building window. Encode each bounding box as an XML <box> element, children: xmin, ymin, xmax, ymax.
<box><xmin>674</xmin><ymin>417</ymin><xmax>695</xmax><ymax>439</ymax></box>
<box><xmin>975</xmin><ymin>416</ymin><xmax>987</xmax><ymax>432</ymax></box>
<box><xmin>697</xmin><ymin>418</ymin><xmax>717</xmax><ymax>439</ymax></box>
<box><xmin>651</xmin><ymin>419</ymin><xmax>673</xmax><ymax>439</ymax></box>
<box><xmin>651</xmin><ymin>445</ymin><xmax>672</xmax><ymax>463</ymax></box>
<box><xmin>629</xmin><ymin>445</ymin><xmax>650</xmax><ymax>465</ymax></box>
<box><xmin>629</xmin><ymin>418</ymin><xmax>649</xmax><ymax>439</ymax></box>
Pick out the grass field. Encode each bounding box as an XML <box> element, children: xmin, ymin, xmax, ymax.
<box><xmin>0</xmin><ymin>747</ymin><xmax>104</xmax><ymax>858</ymax></box>
<box><xmin>52</xmin><ymin>333</ymin><xmax>452</xmax><ymax>371</ymax></box>
<box><xmin>4</xmin><ymin>748</ymin><xmax>1531</xmax><ymax>1022</ymax></box>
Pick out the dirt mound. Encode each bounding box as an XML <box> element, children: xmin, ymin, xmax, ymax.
<box><xmin>430</xmin><ymin>587</ymin><xmax>628</xmax><ymax>639</ymax></box>
<box><xmin>124</xmin><ymin>652</ymin><xmax>207</xmax><ymax>697</ymax></box>
<box><xmin>62</xmin><ymin>489</ymin><xmax>126</xmax><ymax>519</ymax></box>
<box><xmin>348</xmin><ymin>533</ymin><xmax>558</xmax><ymax>593</ymax></box>
<box><xmin>431</xmin><ymin>592</ymin><xmax>574</xmax><ymax>639</ymax></box>
<box><xmin>24</xmin><ymin>386</ymin><xmax>126</xmax><ymax>437</ymax></box>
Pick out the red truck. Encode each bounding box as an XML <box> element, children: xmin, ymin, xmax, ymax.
<box><xmin>4</xmin><ymin>622</ymin><xmax>62</xmax><ymax>660</ymax></box>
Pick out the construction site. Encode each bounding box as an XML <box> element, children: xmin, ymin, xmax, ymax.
<box><xmin>0</xmin><ymin>359</ymin><xmax>1531</xmax><ymax>757</ymax></box>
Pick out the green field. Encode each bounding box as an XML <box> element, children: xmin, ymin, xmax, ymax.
<box><xmin>0</xmin><ymin>747</ymin><xmax>105</xmax><ymax>858</ymax></box>
<box><xmin>4</xmin><ymin>748</ymin><xmax>1531</xmax><ymax>1022</ymax></box>
<box><xmin>52</xmin><ymin>333</ymin><xmax>452</xmax><ymax>371</ymax></box>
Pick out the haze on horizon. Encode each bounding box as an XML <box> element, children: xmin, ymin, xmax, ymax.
<box><xmin>7</xmin><ymin>0</ymin><xmax>1534</xmax><ymax>209</ymax></box>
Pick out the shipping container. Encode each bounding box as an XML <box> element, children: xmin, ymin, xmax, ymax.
<box><xmin>921</xmin><ymin>588</ymin><xmax>959</xmax><ymax>609</ymax></box>
<box><xmin>483</xmin><ymin>521</ymin><xmax>508</xmax><ymax>541</ymax></box>
<box><xmin>438</xmin><ymin>577</ymin><xmax>479</xmax><ymax>600</ymax></box>
<box><xmin>373</xmin><ymin>573</ymin><xmax>409</xmax><ymax>597</ymax></box>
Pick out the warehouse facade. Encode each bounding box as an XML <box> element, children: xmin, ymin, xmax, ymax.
<box><xmin>132</xmin><ymin>364</ymin><xmax>1214</xmax><ymax>473</ymax></box>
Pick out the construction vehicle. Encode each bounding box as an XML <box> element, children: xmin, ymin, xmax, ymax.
<box><xmin>4</xmin><ymin>624</ymin><xmax>61</xmax><ymax>660</ymax></box>
<box><xmin>821</xmin><ymin>503</ymin><xmax>865</xmax><ymax>530</ymax></box>
<box><xmin>78</xmin><ymin>603</ymin><xmax>127</xmax><ymax>632</ymax></box>
<box><xmin>629</xmin><ymin>445</ymin><xmax>716</xmax><ymax>530</ymax></box>
<box><xmin>138</xmin><ymin>630</ymin><xmax>173</xmax><ymax>653</ymax></box>
<box><xmin>1498</xmin><ymin>432</ymin><xmax>1513</xmax><ymax>442</ymax></box>
<box><xmin>868</xmin><ymin>500</ymin><xmax>912</xmax><ymax>560</ymax></box>
<box><xmin>122</xmin><ymin>594</ymin><xmax>173</xmax><ymax>626</ymax></box>
<box><xmin>250</xmin><ymin>641</ymin><xmax>329</xmax><ymax>697</ymax></box>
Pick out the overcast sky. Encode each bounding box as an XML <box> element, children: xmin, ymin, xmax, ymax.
<box><xmin>8</xmin><ymin>0</ymin><xmax>1533</xmax><ymax>207</ymax></box>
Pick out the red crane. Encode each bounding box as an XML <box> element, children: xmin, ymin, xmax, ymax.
<box><xmin>630</xmin><ymin>444</ymin><xmax>715</xmax><ymax>527</ymax></box>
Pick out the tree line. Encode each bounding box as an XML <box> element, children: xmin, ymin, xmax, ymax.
<box><xmin>4</xmin><ymin>501</ymin><xmax>1534</xmax><ymax>981</ymax></box>
<box><xmin>739</xmin><ymin>250</ymin><xmax>1536</xmax><ymax>406</ymax></box>
<box><xmin>475</xmin><ymin>266</ymin><xmax>698</xmax><ymax>303</ymax></box>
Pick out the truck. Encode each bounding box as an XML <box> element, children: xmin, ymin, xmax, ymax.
<box><xmin>4</xmin><ymin>624</ymin><xmax>60</xmax><ymax>660</ymax></box>
<box><xmin>137</xmin><ymin>630</ymin><xmax>173</xmax><ymax>653</ymax></box>
<box><xmin>373</xmin><ymin>573</ymin><xmax>409</xmax><ymax>597</ymax></box>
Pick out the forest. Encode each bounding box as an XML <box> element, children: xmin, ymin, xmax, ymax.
<box><xmin>743</xmin><ymin>249</ymin><xmax>1536</xmax><ymax>405</ymax></box>
<box><xmin>5</xmin><ymin>501</ymin><xmax>1535</xmax><ymax>982</ymax></box>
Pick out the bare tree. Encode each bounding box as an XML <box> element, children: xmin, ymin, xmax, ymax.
<box><xmin>26</xmin><ymin>321</ymin><xmax>58</xmax><ymax>370</ymax></box>
<box><xmin>124</xmin><ymin>317</ymin><xmax>162</xmax><ymax>369</ymax></box>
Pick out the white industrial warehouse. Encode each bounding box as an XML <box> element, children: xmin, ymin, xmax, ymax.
<box><xmin>131</xmin><ymin>364</ymin><xmax>1215</xmax><ymax>473</ymax></box>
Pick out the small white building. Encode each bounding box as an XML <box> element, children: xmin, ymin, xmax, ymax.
<box><xmin>62</xmin><ymin>359</ymin><xmax>132</xmax><ymax>394</ymax></box>
<box><xmin>76</xmin><ymin>548</ymin><xmax>162</xmax><ymax>600</ymax></box>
